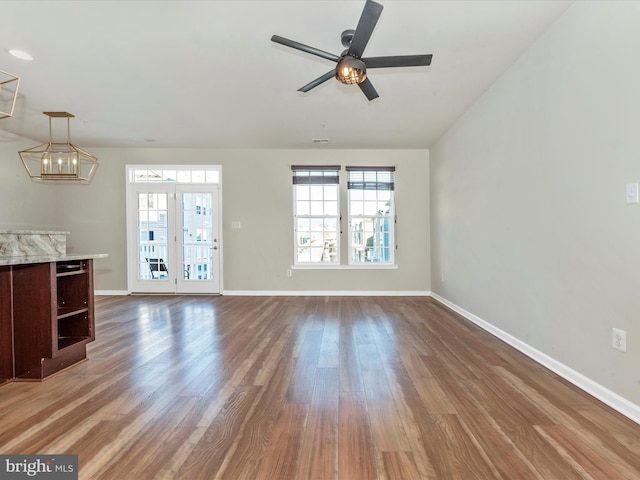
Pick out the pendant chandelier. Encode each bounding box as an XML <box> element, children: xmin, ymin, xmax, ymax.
<box><xmin>0</xmin><ymin>69</ymin><xmax>20</xmax><ymax>119</ymax></box>
<box><xmin>19</xmin><ymin>112</ymin><xmax>98</xmax><ymax>182</ymax></box>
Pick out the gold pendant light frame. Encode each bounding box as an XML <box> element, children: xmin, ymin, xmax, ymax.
<box><xmin>19</xmin><ymin>112</ymin><xmax>98</xmax><ymax>182</ymax></box>
<box><xmin>0</xmin><ymin>69</ymin><xmax>20</xmax><ymax>119</ymax></box>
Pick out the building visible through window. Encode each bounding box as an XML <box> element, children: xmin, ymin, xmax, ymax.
<box><xmin>291</xmin><ymin>165</ymin><xmax>341</xmax><ymax>265</ymax></box>
<box><xmin>347</xmin><ymin>167</ymin><xmax>395</xmax><ymax>265</ymax></box>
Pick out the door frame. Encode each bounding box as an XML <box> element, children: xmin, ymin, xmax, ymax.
<box><xmin>125</xmin><ymin>165</ymin><xmax>223</xmax><ymax>294</ymax></box>
<box><xmin>176</xmin><ymin>184</ymin><xmax>220</xmax><ymax>294</ymax></box>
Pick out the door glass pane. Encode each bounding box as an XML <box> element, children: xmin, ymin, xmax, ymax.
<box><xmin>138</xmin><ymin>193</ymin><xmax>169</xmax><ymax>280</ymax></box>
<box><xmin>182</xmin><ymin>192</ymin><xmax>213</xmax><ymax>280</ymax></box>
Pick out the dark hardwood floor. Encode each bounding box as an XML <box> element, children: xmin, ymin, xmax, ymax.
<box><xmin>0</xmin><ymin>295</ymin><xmax>638</xmax><ymax>479</ymax></box>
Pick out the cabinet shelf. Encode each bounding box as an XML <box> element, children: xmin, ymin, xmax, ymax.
<box><xmin>56</xmin><ymin>269</ymin><xmax>87</xmax><ymax>277</ymax></box>
<box><xmin>56</xmin><ymin>260</ymin><xmax>88</xmax><ymax>276</ymax></box>
<box><xmin>57</xmin><ymin>307</ymin><xmax>90</xmax><ymax>319</ymax></box>
<box><xmin>58</xmin><ymin>336</ymin><xmax>90</xmax><ymax>350</ymax></box>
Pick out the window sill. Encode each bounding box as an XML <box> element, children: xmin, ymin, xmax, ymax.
<box><xmin>291</xmin><ymin>264</ymin><xmax>398</xmax><ymax>270</ymax></box>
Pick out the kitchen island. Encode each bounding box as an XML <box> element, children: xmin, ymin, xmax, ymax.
<box><xmin>0</xmin><ymin>230</ymin><xmax>107</xmax><ymax>384</ymax></box>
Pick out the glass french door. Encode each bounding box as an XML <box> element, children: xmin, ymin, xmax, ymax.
<box><xmin>135</xmin><ymin>185</ymin><xmax>172</xmax><ymax>292</ymax></box>
<box><xmin>176</xmin><ymin>185</ymin><xmax>219</xmax><ymax>294</ymax></box>
<box><xmin>128</xmin><ymin>183</ymin><xmax>220</xmax><ymax>294</ymax></box>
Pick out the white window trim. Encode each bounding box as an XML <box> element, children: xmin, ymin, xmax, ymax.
<box><xmin>291</xmin><ymin>264</ymin><xmax>398</xmax><ymax>270</ymax></box>
<box><xmin>346</xmin><ymin>167</ymin><xmax>396</xmax><ymax>266</ymax></box>
<box><xmin>291</xmin><ymin>165</ymin><xmax>398</xmax><ymax>268</ymax></box>
<box><xmin>292</xmin><ymin>166</ymin><xmax>341</xmax><ymax>266</ymax></box>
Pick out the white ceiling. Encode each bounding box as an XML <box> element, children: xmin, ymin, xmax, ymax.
<box><xmin>0</xmin><ymin>0</ymin><xmax>572</xmax><ymax>150</ymax></box>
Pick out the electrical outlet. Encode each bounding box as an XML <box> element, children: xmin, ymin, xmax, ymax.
<box><xmin>612</xmin><ymin>328</ymin><xmax>626</xmax><ymax>352</ymax></box>
<box><xmin>286</xmin><ymin>269</ymin><xmax>292</xmax><ymax>277</ymax></box>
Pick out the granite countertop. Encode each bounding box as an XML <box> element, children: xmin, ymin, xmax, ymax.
<box><xmin>0</xmin><ymin>253</ymin><xmax>108</xmax><ymax>267</ymax></box>
<box><xmin>0</xmin><ymin>230</ymin><xmax>70</xmax><ymax>235</ymax></box>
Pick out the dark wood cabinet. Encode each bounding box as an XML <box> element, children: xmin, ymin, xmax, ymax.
<box><xmin>3</xmin><ymin>259</ymin><xmax>95</xmax><ymax>381</ymax></box>
<box><xmin>0</xmin><ymin>266</ymin><xmax>13</xmax><ymax>385</ymax></box>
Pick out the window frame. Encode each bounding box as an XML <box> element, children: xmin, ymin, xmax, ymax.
<box><xmin>346</xmin><ymin>166</ymin><xmax>396</xmax><ymax>266</ymax></box>
<box><xmin>291</xmin><ymin>165</ymin><xmax>341</xmax><ymax>266</ymax></box>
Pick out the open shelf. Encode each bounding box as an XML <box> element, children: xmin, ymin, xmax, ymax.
<box><xmin>57</xmin><ymin>307</ymin><xmax>90</xmax><ymax>319</ymax></box>
<box><xmin>57</xmin><ymin>270</ymin><xmax>89</xmax><ymax>318</ymax></box>
<box><xmin>56</xmin><ymin>265</ymin><xmax>92</xmax><ymax>352</ymax></box>
<box><xmin>56</xmin><ymin>260</ymin><xmax>87</xmax><ymax>276</ymax></box>
<box><xmin>9</xmin><ymin>259</ymin><xmax>95</xmax><ymax>380</ymax></box>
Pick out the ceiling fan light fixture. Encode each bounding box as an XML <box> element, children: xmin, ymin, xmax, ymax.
<box><xmin>336</xmin><ymin>56</ymin><xmax>367</xmax><ymax>85</ymax></box>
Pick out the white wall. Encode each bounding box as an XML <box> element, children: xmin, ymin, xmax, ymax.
<box><xmin>0</xmin><ymin>131</ymin><xmax>59</xmax><ymax>229</ymax></box>
<box><xmin>431</xmin><ymin>1</ymin><xmax>640</xmax><ymax>406</ymax></box>
<box><xmin>55</xmin><ymin>148</ymin><xmax>430</xmax><ymax>294</ymax></box>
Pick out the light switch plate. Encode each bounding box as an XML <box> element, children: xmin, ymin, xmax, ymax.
<box><xmin>626</xmin><ymin>183</ymin><xmax>639</xmax><ymax>204</ymax></box>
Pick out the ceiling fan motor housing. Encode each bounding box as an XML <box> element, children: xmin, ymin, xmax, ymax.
<box><xmin>341</xmin><ymin>29</ymin><xmax>356</xmax><ymax>48</ymax></box>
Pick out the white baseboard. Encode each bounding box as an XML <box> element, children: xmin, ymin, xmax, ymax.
<box><xmin>223</xmin><ymin>290</ymin><xmax>431</xmax><ymax>296</ymax></box>
<box><xmin>96</xmin><ymin>290</ymin><xmax>432</xmax><ymax>297</ymax></box>
<box><xmin>430</xmin><ymin>292</ymin><xmax>640</xmax><ymax>426</ymax></box>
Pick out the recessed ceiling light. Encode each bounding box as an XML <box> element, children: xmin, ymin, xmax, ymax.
<box><xmin>8</xmin><ymin>49</ymin><xmax>34</xmax><ymax>61</ymax></box>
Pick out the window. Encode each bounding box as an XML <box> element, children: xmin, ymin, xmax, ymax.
<box><xmin>291</xmin><ymin>165</ymin><xmax>396</xmax><ymax>267</ymax></box>
<box><xmin>292</xmin><ymin>165</ymin><xmax>341</xmax><ymax>265</ymax></box>
<box><xmin>130</xmin><ymin>167</ymin><xmax>219</xmax><ymax>184</ymax></box>
<box><xmin>347</xmin><ymin>167</ymin><xmax>395</xmax><ymax>265</ymax></box>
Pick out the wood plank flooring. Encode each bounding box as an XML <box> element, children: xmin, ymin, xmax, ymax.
<box><xmin>0</xmin><ymin>295</ymin><xmax>638</xmax><ymax>479</ymax></box>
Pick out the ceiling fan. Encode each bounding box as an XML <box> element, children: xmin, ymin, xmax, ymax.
<box><xmin>271</xmin><ymin>0</ymin><xmax>432</xmax><ymax>101</ymax></box>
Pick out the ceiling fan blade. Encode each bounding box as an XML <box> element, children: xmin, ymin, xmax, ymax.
<box><xmin>348</xmin><ymin>0</ymin><xmax>384</xmax><ymax>58</ymax></box>
<box><xmin>358</xmin><ymin>78</ymin><xmax>379</xmax><ymax>101</ymax></box>
<box><xmin>298</xmin><ymin>70</ymin><xmax>336</xmax><ymax>93</ymax></box>
<box><xmin>271</xmin><ymin>35</ymin><xmax>340</xmax><ymax>62</ymax></box>
<box><xmin>363</xmin><ymin>54</ymin><xmax>433</xmax><ymax>68</ymax></box>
